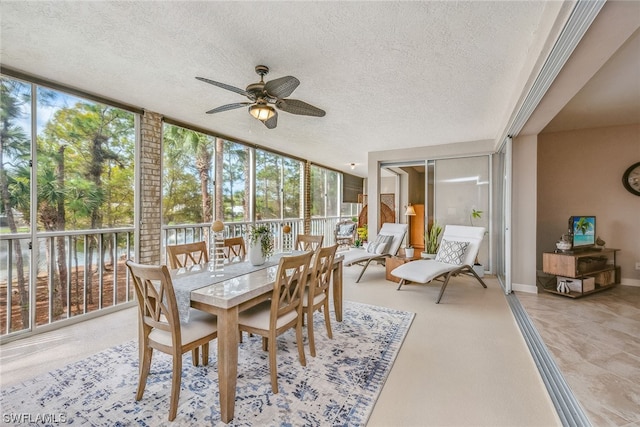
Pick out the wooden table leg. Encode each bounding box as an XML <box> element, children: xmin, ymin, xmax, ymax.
<box><xmin>332</xmin><ymin>260</ymin><xmax>343</xmax><ymax>322</ymax></box>
<box><xmin>217</xmin><ymin>306</ymin><xmax>239</xmax><ymax>423</ymax></box>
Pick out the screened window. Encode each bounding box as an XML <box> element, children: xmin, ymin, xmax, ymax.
<box><xmin>255</xmin><ymin>149</ymin><xmax>302</xmax><ymax>221</ymax></box>
<box><xmin>310</xmin><ymin>165</ymin><xmax>340</xmax><ymax>218</ymax></box>
<box><xmin>220</xmin><ymin>140</ymin><xmax>250</xmax><ymax>222</ymax></box>
<box><xmin>162</xmin><ymin>124</ymin><xmax>215</xmax><ymax>225</ymax></box>
<box><xmin>1</xmin><ymin>74</ymin><xmax>137</xmax><ymax>335</ymax></box>
<box><xmin>36</xmin><ymin>88</ymin><xmax>135</xmax><ymax>231</ymax></box>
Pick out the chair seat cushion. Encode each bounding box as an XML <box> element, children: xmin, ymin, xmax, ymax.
<box><xmin>302</xmin><ymin>289</ymin><xmax>326</xmax><ymax>308</ymax></box>
<box><xmin>238</xmin><ymin>300</ymin><xmax>298</xmax><ymax>330</ymax></box>
<box><xmin>391</xmin><ymin>260</ymin><xmax>463</xmax><ymax>284</ymax></box>
<box><xmin>149</xmin><ymin>309</ymin><xmax>217</xmax><ymax>347</ymax></box>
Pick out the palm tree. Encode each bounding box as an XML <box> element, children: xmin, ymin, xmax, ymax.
<box><xmin>164</xmin><ymin>125</ymin><xmax>213</xmax><ymax>223</ymax></box>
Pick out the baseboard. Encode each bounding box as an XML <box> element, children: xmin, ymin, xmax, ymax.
<box><xmin>512</xmin><ymin>282</ymin><xmax>538</xmax><ymax>294</ymax></box>
<box><xmin>621</xmin><ymin>278</ymin><xmax>640</xmax><ymax>287</ymax></box>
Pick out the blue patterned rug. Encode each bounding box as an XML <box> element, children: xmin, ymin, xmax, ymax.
<box><xmin>1</xmin><ymin>301</ymin><xmax>413</xmax><ymax>426</ymax></box>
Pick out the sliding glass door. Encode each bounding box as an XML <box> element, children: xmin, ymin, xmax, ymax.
<box><xmin>494</xmin><ymin>138</ymin><xmax>512</xmax><ymax>293</ymax></box>
<box><xmin>434</xmin><ymin>156</ymin><xmax>490</xmax><ymax>271</ymax></box>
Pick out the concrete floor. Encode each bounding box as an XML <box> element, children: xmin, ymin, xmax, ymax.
<box><xmin>1</xmin><ymin>262</ymin><xmax>560</xmax><ymax>426</ymax></box>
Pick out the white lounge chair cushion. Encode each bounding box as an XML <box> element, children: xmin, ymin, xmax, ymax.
<box><xmin>366</xmin><ymin>234</ymin><xmax>393</xmax><ymax>254</ymax></box>
<box><xmin>391</xmin><ymin>225</ymin><xmax>486</xmax><ymax>285</ymax></box>
<box><xmin>434</xmin><ymin>239</ymin><xmax>469</xmax><ymax>265</ymax></box>
<box><xmin>391</xmin><ymin>260</ymin><xmax>458</xmax><ymax>284</ymax></box>
<box><xmin>341</xmin><ymin>223</ymin><xmax>408</xmax><ymax>266</ymax></box>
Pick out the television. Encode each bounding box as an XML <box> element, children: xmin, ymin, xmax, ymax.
<box><xmin>568</xmin><ymin>216</ymin><xmax>596</xmax><ymax>250</ymax></box>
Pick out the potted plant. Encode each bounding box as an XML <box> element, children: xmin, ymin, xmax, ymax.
<box><xmin>421</xmin><ymin>221</ymin><xmax>443</xmax><ymax>259</ymax></box>
<box><xmin>356</xmin><ymin>224</ymin><xmax>368</xmax><ymax>243</ymax></box>
<box><xmin>470</xmin><ymin>208</ymin><xmax>485</xmax><ymax>277</ymax></box>
<box><xmin>247</xmin><ymin>224</ymin><xmax>274</xmax><ymax>266</ymax></box>
<box><xmin>404</xmin><ymin>245</ymin><xmax>415</xmax><ymax>258</ymax></box>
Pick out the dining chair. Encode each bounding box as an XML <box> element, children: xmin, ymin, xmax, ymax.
<box><xmin>304</xmin><ymin>244</ymin><xmax>338</xmax><ymax>357</ymax></box>
<box><xmin>125</xmin><ymin>260</ymin><xmax>218</xmax><ymax>421</ymax></box>
<box><xmin>166</xmin><ymin>241</ymin><xmax>208</xmax><ymax>269</ymax></box>
<box><xmin>294</xmin><ymin>234</ymin><xmax>324</xmax><ymax>253</ymax></box>
<box><xmin>237</xmin><ymin>251</ymin><xmax>313</xmax><ymax>394</ymax></box>
<box><xmin>223</xmin><ymin>236</ymin><xmax>246</xmax><ymax>261</ymax></box>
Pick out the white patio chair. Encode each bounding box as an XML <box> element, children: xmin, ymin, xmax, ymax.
<box><xmin>392</xmin><ymin>225</ymin><xmax>487</xmax><ymax>303</ymax></box>
<box><xmin>341</xmin><ymin>222</ymin><xmax>408</xmax><ymax>283</ymax></box>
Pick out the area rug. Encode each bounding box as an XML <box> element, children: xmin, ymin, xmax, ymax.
<box><xmin>1</xmin><ymin>301</ymin><xmax>414</xmax><ymax>426</ymax></box>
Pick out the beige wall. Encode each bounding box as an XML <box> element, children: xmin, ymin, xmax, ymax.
<box><xmin>537</xmin><ymin>124</ymin><xmax>640</xmax><ymax>284</ymax></box>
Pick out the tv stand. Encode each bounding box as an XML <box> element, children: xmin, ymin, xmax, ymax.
<box><xmin>542</xmin><ymin>248</ymin><xmax>620</xmax><ymax>298</ymax></box>
<box><xmin>556</xmin><ymin>246</ymin><xmax>602</xmax><ymax>255</ymax></box>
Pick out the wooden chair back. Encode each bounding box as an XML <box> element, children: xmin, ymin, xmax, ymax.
<box><xmin>126</xmin><ymin>260</ymin><xmax>180</xmax><ymax>349</ymax></box>
<box><xmin>295</xmin><ymin>234</ymin><xmax>324</xmax><ymax>253</ymax></box>
<box><xmin>305</xmin><ymin>244</ymin><xmax>338</xmax><ymax>357</ymax></box>
<box><xmin>310</xmin><ymin>244</ymin><xmax>338</xmax><ymax>299</ymax></box>
<box><xmin>223</xmin><ymin>237</ymin><xmax>246</xmax><ymax>261</ymax></box>
<box><xmin>271</xmin><ymin>251</ymin><xmax>314</xmax><ymax>329</ymax></box>
<box><xmin>166</xmin><ymin>241</ymin><xmax>208</xmax><ymax>269</ymax></box>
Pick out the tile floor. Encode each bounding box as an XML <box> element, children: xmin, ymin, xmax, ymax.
<box><xmin>517</xmin><ymin>285</ymin><xmax>640</xmax><ymax>427</ymax></box>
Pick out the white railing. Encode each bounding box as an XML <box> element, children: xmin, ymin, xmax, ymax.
<box><xmin>162</xmin><ymin>217</ymin><xmax>344</xmax><ymax>261</ymax></box>
<box><xmin>1</xmin><ymin>217</ymin><xmax>346</xmax><ymax>339</ymax></box>
<box><xmin>0</xmin><ymin>228</ymin><xmax>135</xmax><ymax>338</ymax></box>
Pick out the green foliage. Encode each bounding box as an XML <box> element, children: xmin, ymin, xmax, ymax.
<box><xmin>471</xmin><ymin>208</ymin><xmax>483</xmax><ymax>224</ymax></box>
<box><xmin>247</xmin><ymin>224</ymin><xmax>274</xmax><ymax>258</ymax></box>
<box><xmin>425</xmin><ymin>221</ymin><xmax>443</xmax><ymax>254</ymax></box>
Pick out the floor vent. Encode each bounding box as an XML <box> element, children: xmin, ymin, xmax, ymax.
<box><xmin>507</xmin><ymin>294</ymin><xmax>592</xmax><ymax>427</ymax></box>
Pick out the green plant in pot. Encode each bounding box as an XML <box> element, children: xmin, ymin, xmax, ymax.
<box><xmin>422</xmin><ymin>221</ymin><xmax>443</xmax><ymax>259</ymax></box>
<box><xmin>247</xmin><ymin>224</ymin><xmax>274</xmax><ymax>265</ymax></box>
<box><xmin>470</xmin><ymin>208</ymin><xmax>485</xmax><ymax>276</ymax></box>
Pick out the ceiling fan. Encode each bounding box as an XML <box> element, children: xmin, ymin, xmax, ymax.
<box><xmin>196</xmin><ymin>65</ymin><xmax>326</xmax><ymax>129</ymax></box>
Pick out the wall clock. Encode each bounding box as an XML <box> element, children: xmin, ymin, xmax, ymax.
<box><xmin>622</xmin><ymin>162</ymin><xmax>640</xmax><ymax>196</ymax></box>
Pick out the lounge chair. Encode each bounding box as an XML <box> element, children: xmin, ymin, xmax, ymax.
<box><xmin>341</xmin><ymin>222</ymin><xmax>408</xmax><ymax>283</ymax></box>
<box><xmin>392</xmin><ymin>225</ymin><xmax>487</xmax><ymax>303</ymax></box>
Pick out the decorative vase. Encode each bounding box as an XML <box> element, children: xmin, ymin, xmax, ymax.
<box><xmin>248</xmin><ymin>242</ymin><xmax>266</xmax><ymax>266</ymax></box>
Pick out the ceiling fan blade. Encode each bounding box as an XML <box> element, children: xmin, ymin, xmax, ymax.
<box><xmin>264</xmin><ymin>111</ymin><xmax>278</xmax><ymax>129</ymax></box>
<box><xmin>206</xmin><ymin>102</ymin><xmax>251</xmax><ymax>114</ymax></box>
<box><xmin>196</xmin><ymin>77</ymin><xmax>249</xmax><ymax>97</ymax></box>
<box><xmin>276</xmin><ymin>99</ymin><xmax>326</xmax><ymax>117</ymax></box>
<box><xmin>264</xmin><ymin>76</ymin><xmax>300</xmax><ymax>99</ymax></box>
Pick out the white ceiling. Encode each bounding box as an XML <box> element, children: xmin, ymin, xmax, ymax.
<box><xmin>1</xmin><ymin>1</ymin><xmax>636</xmax><ymax>176</ymax></box>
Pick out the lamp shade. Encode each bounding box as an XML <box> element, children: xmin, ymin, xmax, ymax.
<box><xmin>249</xmin><ymin>104</ymin><xmax>275</xmax><ymax>121</ymax></box>
<box><xmin>211</xmin><ymin>220</ymin><xmax>224</xmax><ymax>232</ymax></box>
<box><xmin>404</xmin><ymin>204</ymin><xmax>416</xmax><ymax>216</ymax></box>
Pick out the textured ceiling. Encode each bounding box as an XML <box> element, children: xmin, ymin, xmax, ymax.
<box><xmin>1</xmin><ymin>1</ymin><xmax>570</xmax><ymax>175</ymax></box>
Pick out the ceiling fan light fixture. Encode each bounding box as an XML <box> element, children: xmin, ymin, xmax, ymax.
<box><xmin>249</xmin><ymin>104</ymin><xmax>275</xmax><ymax>122</ymax></box>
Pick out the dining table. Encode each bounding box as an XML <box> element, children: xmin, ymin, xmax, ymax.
<box><xmin>170</xmin><ymin>251</ymin><xmax>344</xmax><ymax>423</ymax></box>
